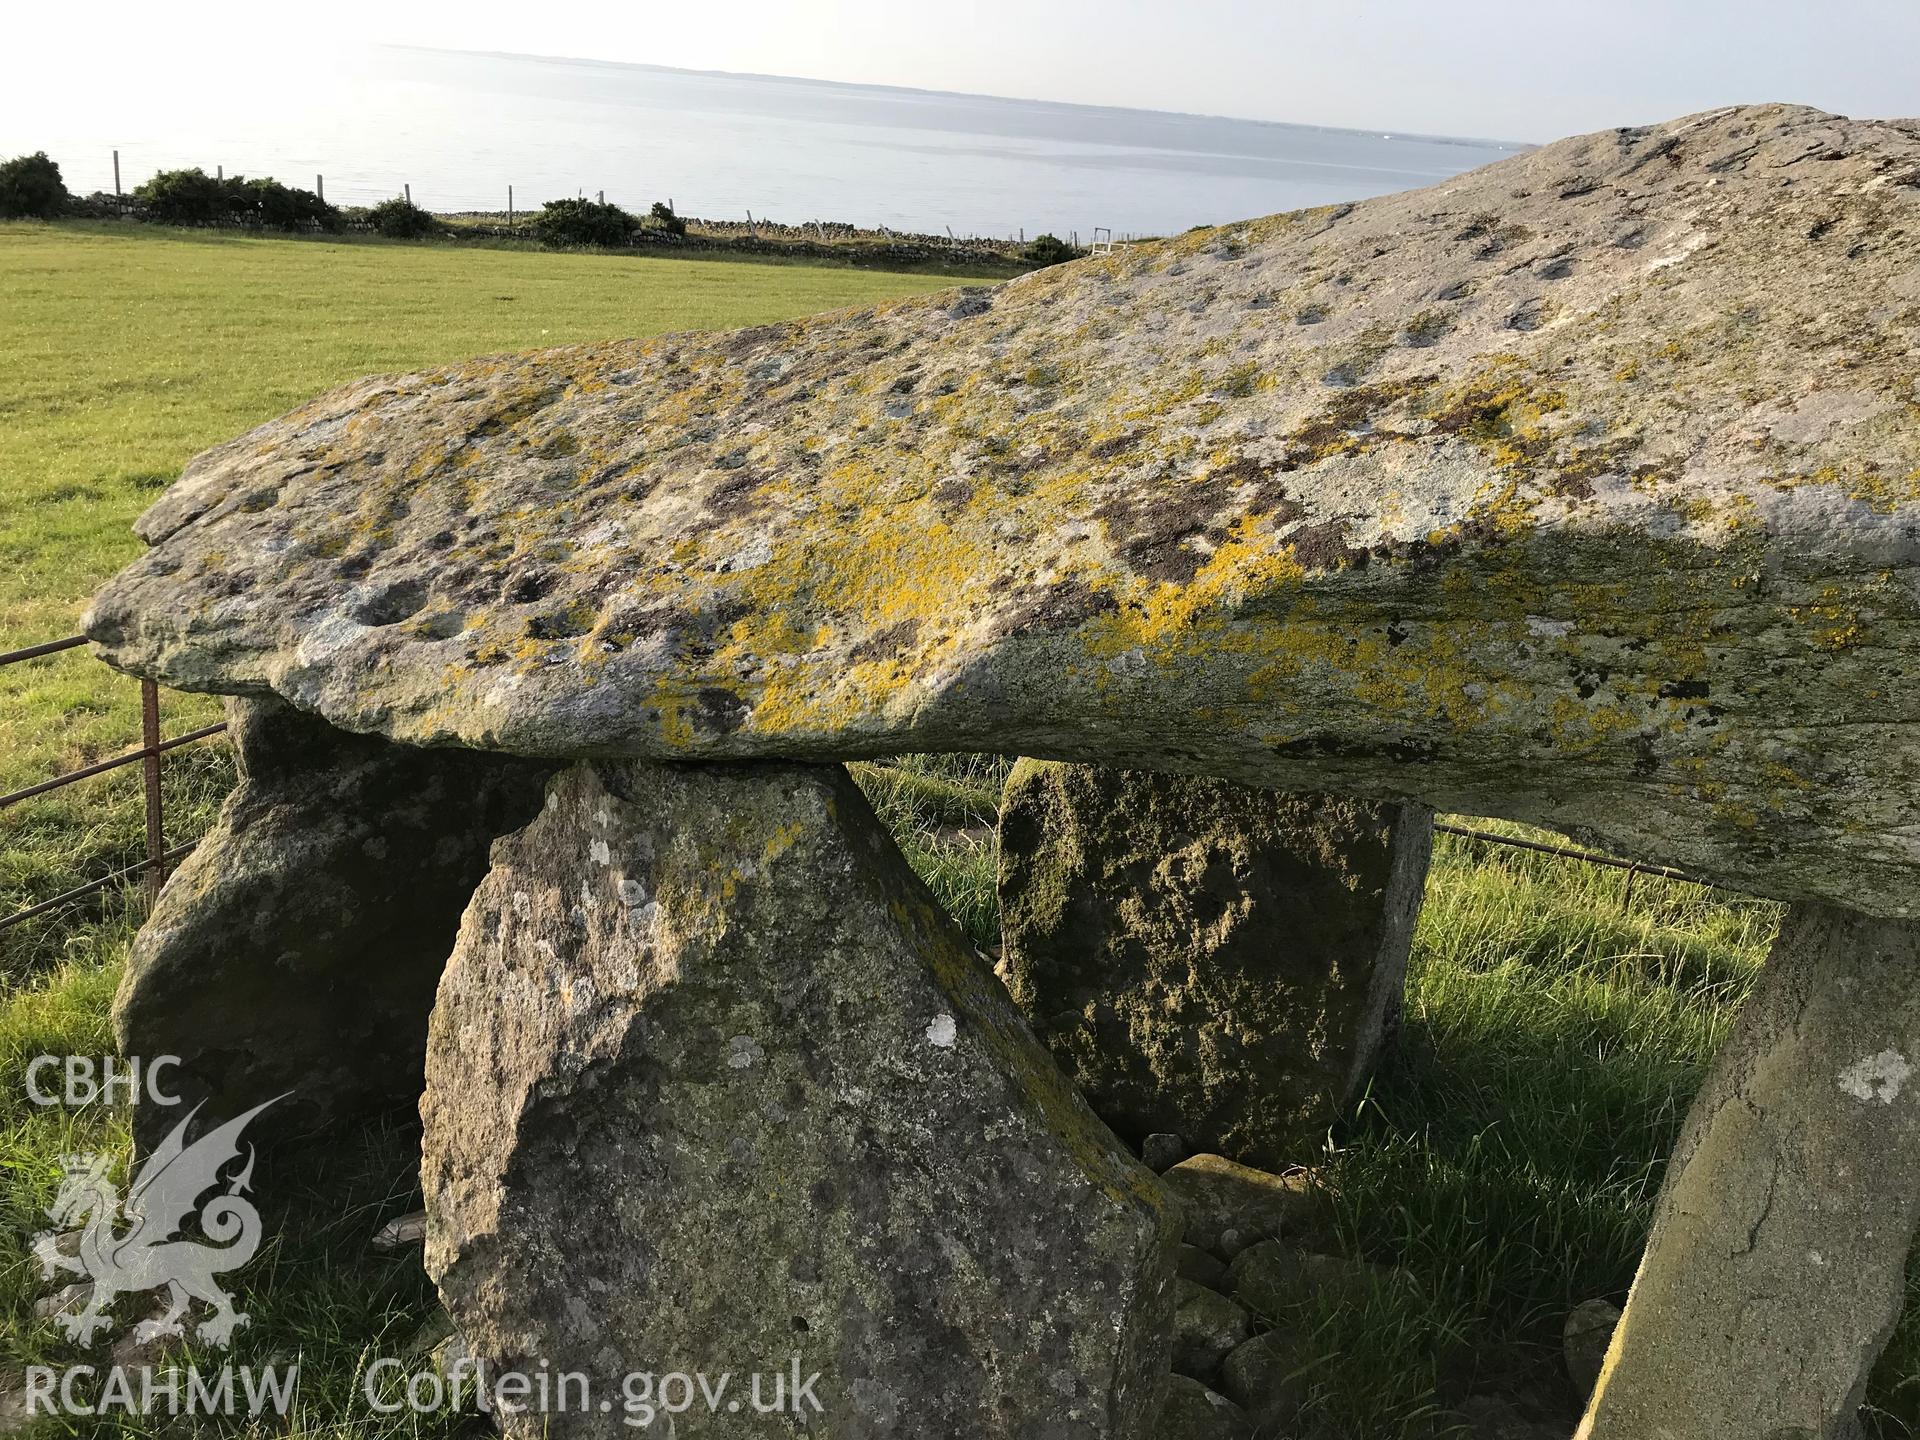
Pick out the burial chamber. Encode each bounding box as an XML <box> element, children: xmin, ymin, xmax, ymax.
<box><xmin>84</xmin><ymin>103</ymin><xmax>1920</xmax><ymax>918</ymax></box>
<box><xmin>79</xmin><ymin>102</ymin><xmax>1920</xmax><ymax>1437</ymax></box>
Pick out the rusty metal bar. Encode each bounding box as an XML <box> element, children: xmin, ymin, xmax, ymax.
<box><xmin>139</xmin><ymin>680</ymin><xmax>166</xmax><ymax>895</ymax></box>
<box><xmin>1434</xmin><ymin>821</ymin><xmax>1707</xmax><ymax>888</ymax></box>
<box><xmin>0</xmin><ymin>841</ymin><xmax>198</xmax><ymax>936</ymax></box>
<box><xmin>0</xmin><ymin>634</ymin><xmax>86</xmax><ymax>666</ymax></box>
<box><xmin>0</xmin><ymin>722</ymin><xmax>227</xmax><ymax>810</ymax></box>
<box><xmin>0</xmin><ymin>629</ymin><xmax>232</xmax><ymax>935</ymax></box>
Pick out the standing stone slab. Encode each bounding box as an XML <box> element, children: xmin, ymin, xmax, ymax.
<box><xmin>998</xmin><ymin>761</ymin><xmax>1430</xmax><ymax>1170</ymax></box>
<box><xmin>114</xmin><ymin>695</ymin><xmax>552</xmax><ymax>1151</ymax></box>
<box><xmin>422</xmin><ymin>760</ymin><xmax>1180</xmax><ymax>1439</ymax></box>
<box><xmin>1577</xmin><ymin>905</ymin><xmax>1920</xmax><ymax>1439</ymax></box>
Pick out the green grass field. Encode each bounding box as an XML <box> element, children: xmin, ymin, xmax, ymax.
<box><xmin>0</xmin><ymin>220</ymin><xmax>963</xmax><ymax>971</ymax></box>
<box><xmin>0</xmin><ymin>221</ymin><xmax>1914</xmax><ymax>1437</ymax></box>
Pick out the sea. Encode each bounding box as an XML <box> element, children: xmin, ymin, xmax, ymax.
<box><xmin>6</xmin><ymin>45</ymin><xmax>1528</xmax><ymax>241</ymax></box>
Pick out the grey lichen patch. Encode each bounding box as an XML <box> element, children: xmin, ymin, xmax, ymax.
<box><xmin>83</xmin><ymin>104</ymin><xmax>1920</xmax><ymax>917</ymax></box>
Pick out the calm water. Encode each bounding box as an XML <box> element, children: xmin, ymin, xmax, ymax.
<box><xmin>9</xmin><ymin>46</ymin><xmax>1526</xmax><ymax>240</ymax></box>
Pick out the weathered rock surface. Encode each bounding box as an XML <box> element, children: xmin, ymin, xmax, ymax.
<box><xmin>422</xmin><ymin>759</ymin><xmax>1180</xmax><ymax>1439</ymax></box>
<box><xmin>1161</xmin><ymin>1154</ymin><xmax>1336</xmax><ymax>1258</ymax></box>
<box><xmin>1562</xmin><ymin>1298</ymin><xmax>1620</xmax><ymax>1401</ymax></box>
<box><xmin>1577</xmin><ymin>904</ymin><xmax>1920</xmax><ymax>1439</ymax></box>
<box><xmin>1177</xmin><ymin>1243</ymin><xmax>1229</xmax><ymax>1290</ymax></box>
<box><xmin>1158</xmin><ymin>1375</ymin><xmax>1254</xmax><ymax>1440</ymax></box>
<box><xmin>114</xmin><ymin>695</ymin><xmax>551</xmax><ymax>1150</ymax></box>
<box><xmin>1142</xmin><ymin>1132</ymin><xmax>1187</xmax><ymax>1172</ymax></box>
<box><xmin>370</xmin><ymin>1211</ymin><xmax>429</xmax><ymax>1253</ymax></box>
<box><xmin>86</xmin><ymin>106</ymin><xmax>1920</xmax><ymax>916</ymax></box>
<box><xmin>33</xmin><ymin>1281</ymin><xmax>92</xmax><ymax>1321</ymax></box>
<box><xmin>1171</xmin><ymin>1278</ymin><xmax>1252</xmax><ymax>1380</ymax></box>
<box><xmin>1217</xmin><ymin>1326</ymin><xmax>1313</xmax><ymax>1431</ymax></box>
<box><xmin>999</xmin><ymin>760</ymin><xmax>1428</xmax><ymax>1166</ymax></box>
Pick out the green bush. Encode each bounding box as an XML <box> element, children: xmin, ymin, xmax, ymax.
<box><xmin>134</xmin><ymin>167</ymin><xmax>239</xmax><ymax>224</ymax></box>
<box><xmin>0</xmin><ymin>151</ymin><xmax>68</xmax><ymax>219</ymax></box>
<box><xmin>1022</xmin><ymin>233</ymin><xmax>1080</xmax><ymax>267</ymax></box>
<box><xmin>239</xmin><ymin>177</ymin><xmax>339</xmax><ymax>232</ymax></box>
<box><xmin>534</xmin><ymin>197</ymin><xmax>638</xmax><ymax>248</ymax></box>
<box><xmin>648</xmin><ymin>200</ymin><xmax>687</xmax><ymax>236</ymax></box>
<box><xmin>133</xmin><ymin>168</ymin><xmax>337</xmax><ymax>230</ymax></box>
<box><xmin>366</xmin><ymin>196</ymin><xmax>438</xmax><ymax>239</ymax></box>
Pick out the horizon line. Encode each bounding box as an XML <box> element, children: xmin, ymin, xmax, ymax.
<box><xmin>380</xmin><ymin>42</ymin><xmax>1537</xmax><ymax>152</ymax></box>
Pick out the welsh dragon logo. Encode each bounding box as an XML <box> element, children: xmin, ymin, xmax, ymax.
<box><xmin>32</xmin><ymin>1097</ymin><xmax>281</xmax><ymax>1348</ymax></box>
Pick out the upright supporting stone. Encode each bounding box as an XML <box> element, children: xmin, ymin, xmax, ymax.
<box><xmin>1577</xmin><ymin>904</ymin><xmax>1920</xmax><ymax>1439</ymax></box>
<box><xmin>114</xmin><ymin>696</ymin><xmax>551</xmax><ymax>1150</ymax></box>
<box><xmin>423</xmin><ymin>760</ymin><xmax>1179</xmax><ymax>1439</ymax></box>
<box><xmin>998</xmin><ymin>761</ymin><xmax>1431</xmax><ymax>1170</ymax></box>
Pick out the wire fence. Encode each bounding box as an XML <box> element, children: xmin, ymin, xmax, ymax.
<box><xmin>80</xmin><ymin>148</ymin><xmax>1049</xmax><ymax>255</ymax></box>
<box><xmin>0</xmin><ymin>635</ymin><xmax>227</xmax><ymax>937</ymax></box>
<box><xmin>2</xmin><ymin>629</ymin><xmax>1727</xmax><ymax>942</ymax></box>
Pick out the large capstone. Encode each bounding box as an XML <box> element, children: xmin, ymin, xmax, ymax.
<box><xmin>84</xmin><ymin>105</ymin><xmax>1920</xmax><ymax>917</ymax></box>
<box><xmin>998</xmin><ymin>760</ymin><xmax>1429</xmax><ymax>1168</ymax></box>
<box><xmin>421</xmin><ymin>759</ymin><xmax>1180</xmax><ymax>1439</ymax></box>
<box><xmin>114</xmin><ymin>695</ymin><xmax>551</xmax><ymax>1151</ymax></box>
<box><xmin>1577</xmin><ymin>904</ymin><xmax>1920</xmax><ymax>1439</ymax></box>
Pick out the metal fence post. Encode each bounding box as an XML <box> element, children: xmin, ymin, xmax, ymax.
<box><xmin>140</xmin><ymin>679</ymin><xmax>165</xmax><ymax>896</ymax></box>
<box><xmin>0</xmin><ymin>635</ymin><xmax>232</xmax><ymax>936</ymax></box>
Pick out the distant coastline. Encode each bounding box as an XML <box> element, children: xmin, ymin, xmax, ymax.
<box><xmin>396</xmin><ymin>43</ymin><xmax>1535</xmax><ymax>154</ymax></box>
<box><xmin>15</xmin><ymin>47</ymin><xmax>1528</xmax><ymax>237</ymax></box>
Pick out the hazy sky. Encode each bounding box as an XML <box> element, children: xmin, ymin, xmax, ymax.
<box><xmin>14</xmin><ymin>0</ymin><xmax>1920</xmax><ymax>142</ymax></box>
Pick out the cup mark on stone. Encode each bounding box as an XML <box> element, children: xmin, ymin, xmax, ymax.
<box><xmin>1401</xmin><ymin>311</ymin><xmax>1455</xmax><ymax>349</ymax></box>
<box><xmin>1507</xmin><ymin>298</ymin><xmax>1548</xmax><ymax>332</ymax></box>
<box><xmin>352</xmin><ymin>579</ymin><xmax>429</xmax><ymax>627</ymax></box>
